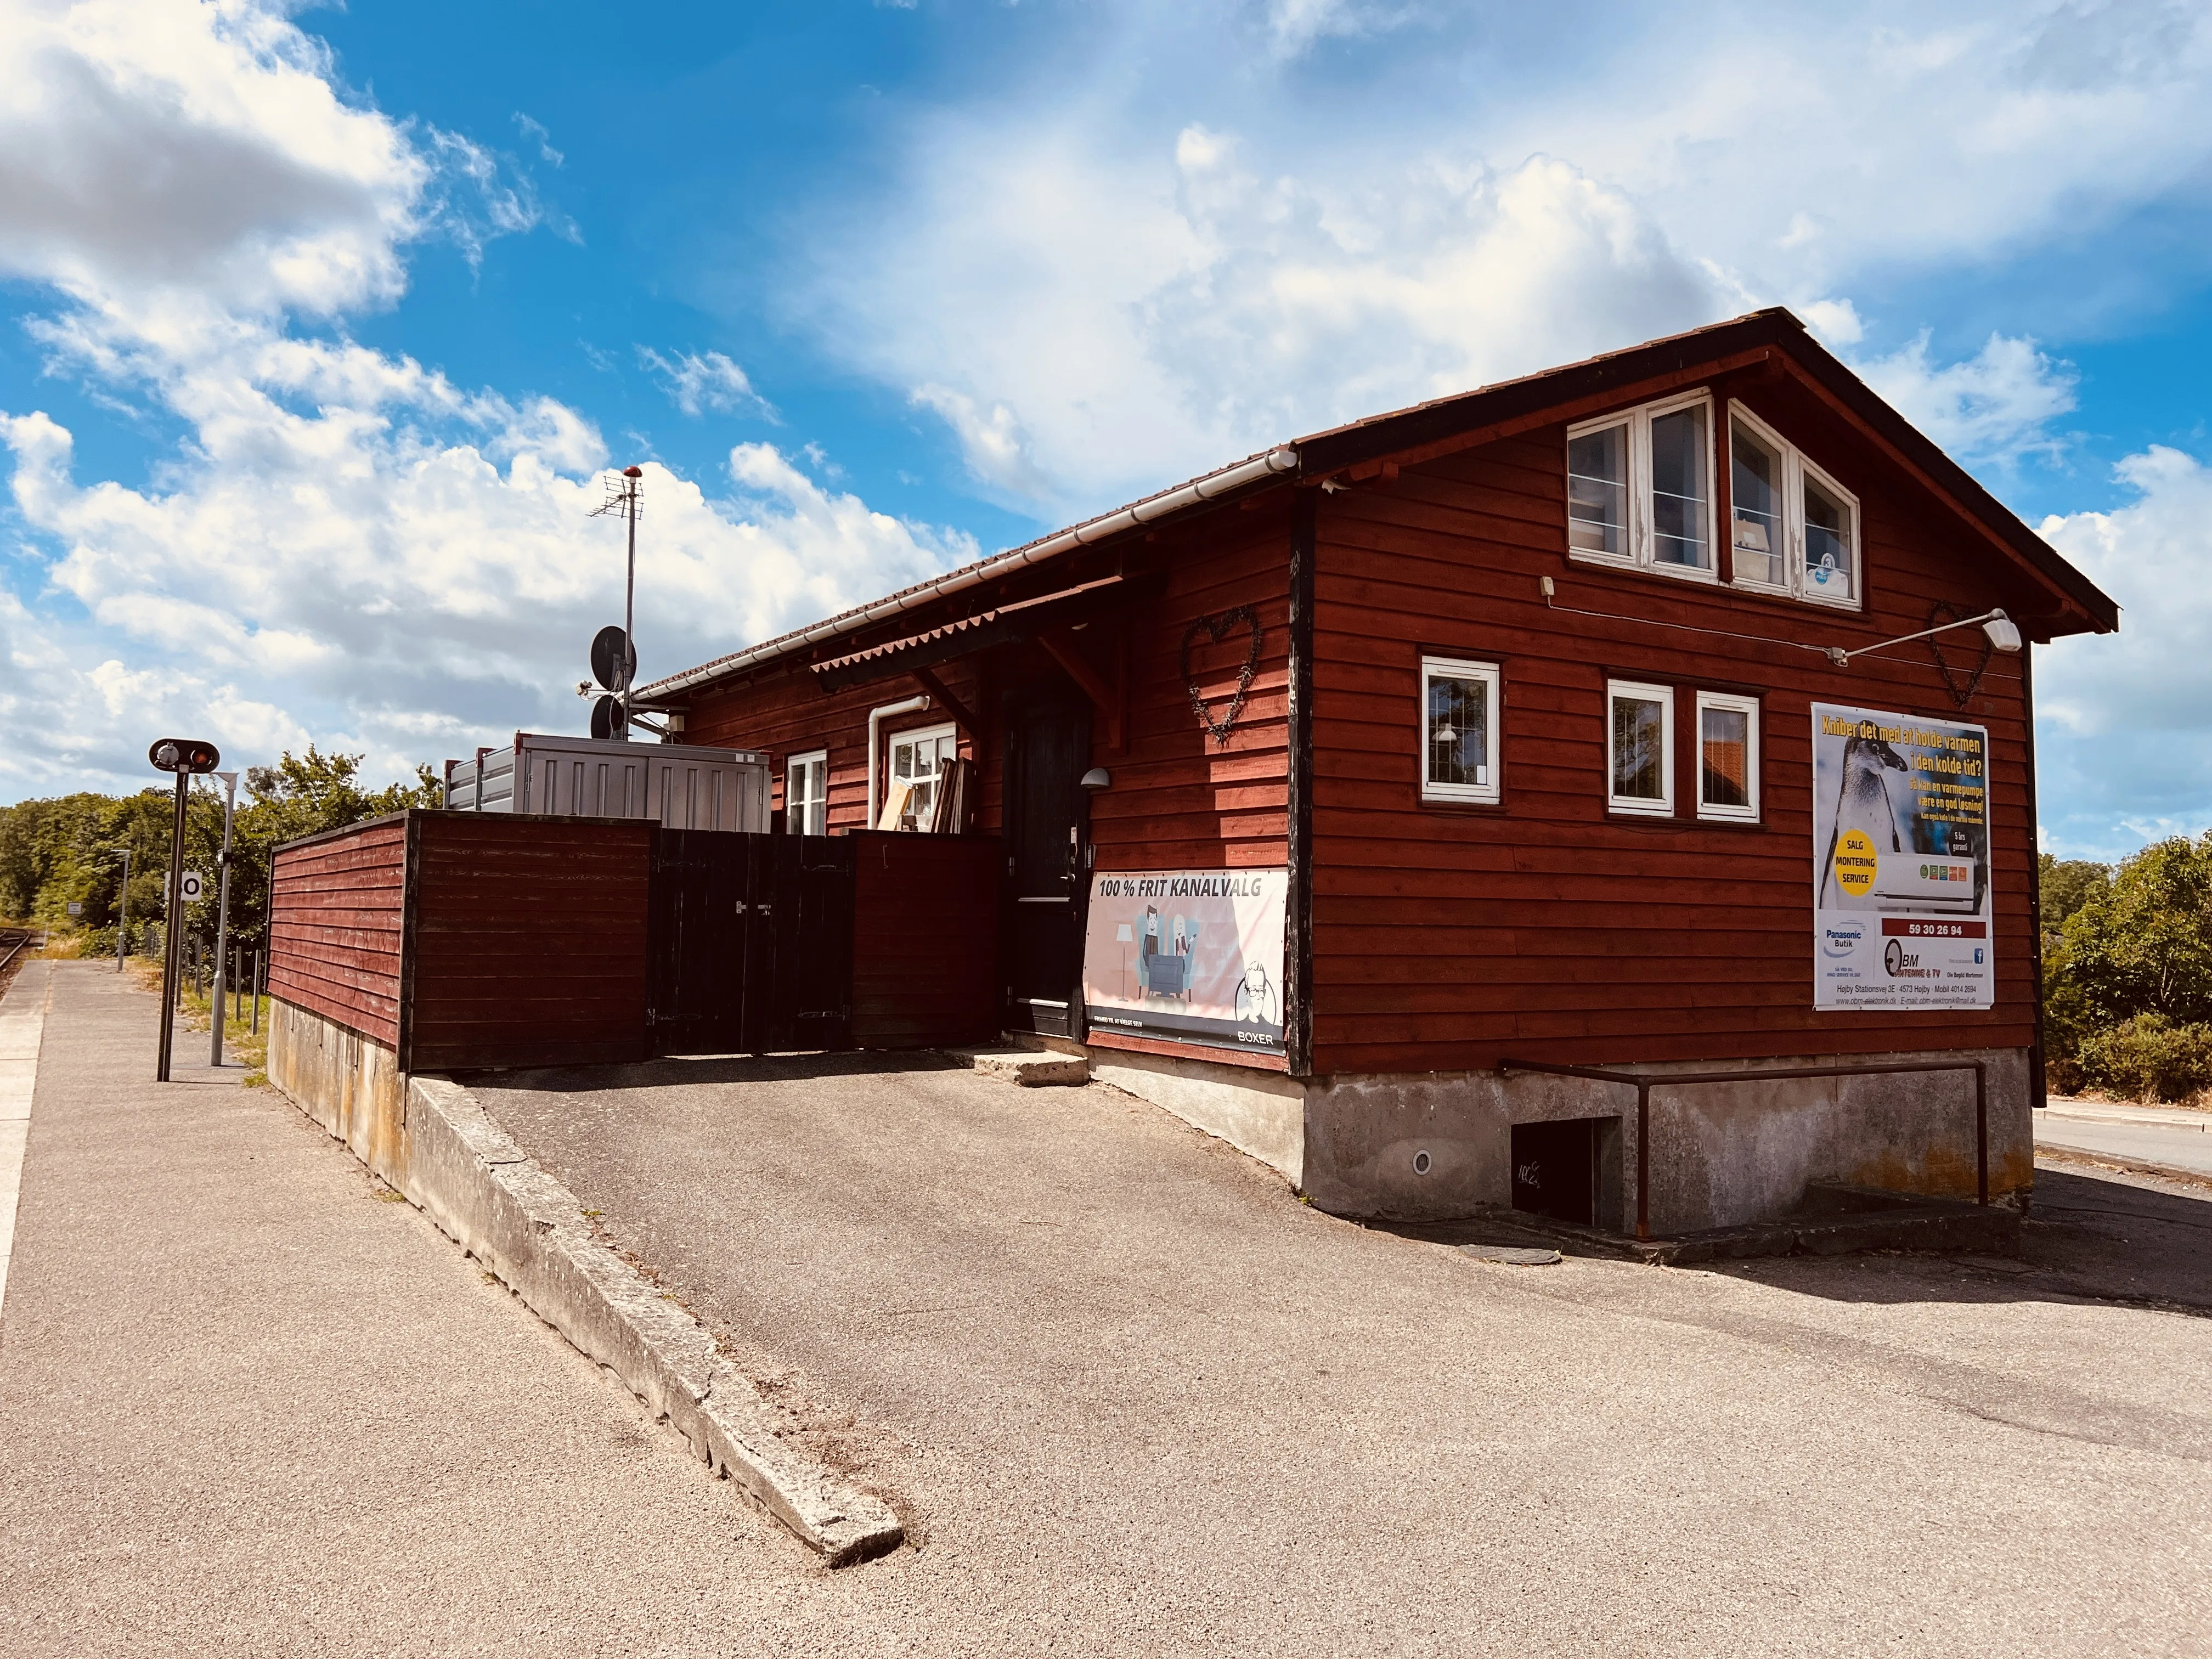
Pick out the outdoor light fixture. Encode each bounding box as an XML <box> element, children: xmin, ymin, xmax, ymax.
<box><xmin>1825</xmin><ymin>608</ymin><xmax>2022</xmax><ymax>668</ymax></box>
<box><xmin>1080</xmin><ymin>768</ymin><xmax>1113</xmax><ymax>790</ymax></box>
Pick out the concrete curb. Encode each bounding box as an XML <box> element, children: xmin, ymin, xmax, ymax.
<box><xmin>2035</xmin><ymin>1141</ymin><xmax>2212</xmax><ymax>1195</ymax></box>
<box><xmin>305</xmin><ymin>1069</ymin><xmax>903</xmax><ymax>1565</ymax></box>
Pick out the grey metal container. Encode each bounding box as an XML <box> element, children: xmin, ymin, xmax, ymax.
<box><xmin>444</xmin><ymin>733</ymin><xmax>770</xmax><ymax>832</ymax></box>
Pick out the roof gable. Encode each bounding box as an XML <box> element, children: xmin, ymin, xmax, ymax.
<box><xmin>642</xmin><ymin>308</ymin><xmax>2114</xmax><ymax>700</ymax></box>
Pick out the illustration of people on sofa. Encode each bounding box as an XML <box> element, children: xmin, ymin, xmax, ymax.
<box><xmin>1137</xmin><ymin>905</ymin><xmax>1200</xmax><ymax>1006</ymax></box>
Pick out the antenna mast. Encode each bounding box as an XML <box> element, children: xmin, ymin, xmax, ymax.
<box><xmin>589</xmin><ymin>465</ymin><xmax>645</xmax><ymax>735</ymax></box>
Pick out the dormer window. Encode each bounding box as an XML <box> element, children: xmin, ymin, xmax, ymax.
<box><xmin>1566</xmin><ymin>392</ymin><xmax>1716</xmax><ymax>581</ymax></box>
<box><xmin>1728</xmin><ymin>402</ymin><xmax>1860</xmax><ymax>608</ymax></box>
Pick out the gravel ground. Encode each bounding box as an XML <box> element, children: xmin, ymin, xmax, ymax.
<box><xmin>475</xmin><ymin>1052</ymin><xmax>2212</xmax><ymax>1658</ymax></box>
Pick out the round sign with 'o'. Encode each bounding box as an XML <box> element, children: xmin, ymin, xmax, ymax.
<box><xmin>179</xmin><ymin>871</ymin><xmax>206</xmax><ymax>902</ymax></box>
<box><xmin>1833</xmin><ymin>829</ymin><xmax>1877</xmax><ymax>898</ymax></box>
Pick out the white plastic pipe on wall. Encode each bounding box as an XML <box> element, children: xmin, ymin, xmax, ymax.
<box><xmin>865</xmin><ymin>694</ymin><xmax>931</xmax><ymax>830</ymax></box>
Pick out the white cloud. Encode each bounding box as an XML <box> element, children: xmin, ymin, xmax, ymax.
<box><xmin>778</xmin><ymin>1</ymin><xmax>2212</xmax><ymax>515</ymax></box>
<box><xmin>799</xmin><ymin>121</ymin><xmax>1725</xmax><ymax>516</ymax></box>
<box><xmin>1262</xmin><ymin>0</ymin><xmax>1410</xmax><ymax>58</ymax></box>
<box><xmin>1854</xmin><ymin>330</ymin><xmax>2078</xmax><ymax>467</ymax></box>
<box><xmin>910</xmin><ymin>383</ymin><xmax>1055</xmax><ymax>499</ymax></box>
<box><xmin>637</xmin><ymin>347</ymin><xmax>776</xmax><ymax>420</ymax></box>
<box><xmin>2035</xmin><ymin>445</ymin><xmax>2212</xmax><ymax>856</ymax></box>
<box><xmin>0</xmin><ymin>0</ymin><xmax>972</xmax><ymax>801</ymax></box>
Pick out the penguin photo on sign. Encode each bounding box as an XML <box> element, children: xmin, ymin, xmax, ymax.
<box><xmin>1818</xmin><ymin>734</ymin><xmax>1908</xmax><ymax>910</ymax></box>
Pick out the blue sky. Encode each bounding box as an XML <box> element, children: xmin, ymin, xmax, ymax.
<box><xmin>3</xmin><ymin>0</ymin><xmax>2211</xmax><ymax>859</ymax></box>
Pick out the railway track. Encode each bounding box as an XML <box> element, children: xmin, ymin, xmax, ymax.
<box><xmin>0</xmin><ymin>926</ymin><xmax>46</xmax><ymax>978</ymax></box>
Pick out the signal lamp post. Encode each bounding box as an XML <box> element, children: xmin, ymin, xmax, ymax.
<box><xmin>148</xmin><ymin>737</ymin><xmax>219</xmax><ymax>1081</ymax></box>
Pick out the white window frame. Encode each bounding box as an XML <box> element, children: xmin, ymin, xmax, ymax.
<box><xmin>884</xmin><ymin>721</ymin><xmax>957</xmax><ymax>829</ymax></box>
<box><xmin>1692</xmin><ymin>691</ymin><xmax>1760</xmax><ymax>824</ymax></box>
<box><xmin>1566</xmin><ymin>391</ymin><xmax>1719</xmax><ymax>585</ymax></box>
<box><xmin>1726</xmin><ymin>400</ymin><xmax>1863</xmax><ymax>612</ymax></box>
<box><xmin>1606</xmin><ymin>679</ymin><xmax>1674</xmax><ymax>818</ymax></box>
<box><xmin>785</xmin><ymin>748</ymin><xmax>828</xmax><ymax>836</ymax></box>
<box><xmin>1419</xmin><ymin>656</ymin><xmax>1502</xmax><ymax>805</ymax></box>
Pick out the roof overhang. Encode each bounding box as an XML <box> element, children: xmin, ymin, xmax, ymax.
<box><xmin>810</xmin><ymin>575</ymin><xmax>1127</xmax><ymax>692</ymax></box>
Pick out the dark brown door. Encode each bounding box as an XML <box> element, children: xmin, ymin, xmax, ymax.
<box><xmin>1004</xmin><ymin>701</ymin><xmax>1089</xmax><ymax>1037</ymax></box>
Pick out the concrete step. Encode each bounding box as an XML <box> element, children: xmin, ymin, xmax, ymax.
<box><xmin>956</xmin><ymin>1047</ymin><xmax>1091</xmax><ymax>1088</ymax></box>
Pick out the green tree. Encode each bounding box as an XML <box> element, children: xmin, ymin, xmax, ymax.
<box><xmin>2044</xmin><ymin>834</ymin><xmax>2212</xmax><ymax>1098</ymax></box>
<box><xmin>0</xmin><ymin>748</ymin><xmax>440</xmax><ymax>955</ymax></box>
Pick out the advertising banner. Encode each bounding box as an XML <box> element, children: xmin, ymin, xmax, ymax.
<box><xmin>1082</xmin><ymin>869</ymin><xmax>1287</xmax><ymax>1057</ymax></box>
<box><xmin>1811</xmin><ymin>703</ymin><xmax>1993</xmax><ymax>1010</ymax></box>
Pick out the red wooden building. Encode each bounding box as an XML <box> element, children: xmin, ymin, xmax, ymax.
<box><xmin>634</xmin><ymin>309</ymin><xmax>2118</xmax><ymax>1233</ymax></box>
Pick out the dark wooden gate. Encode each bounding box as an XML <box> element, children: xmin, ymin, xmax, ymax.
<box><xmin>647</xmin><ymin>831</ymin><xmax>855</xmax><ymax>1057</ymax></box>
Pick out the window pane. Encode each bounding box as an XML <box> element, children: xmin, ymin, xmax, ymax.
<box><xmin>1567</xmin><ymin>424</ymin><xmax>1627</xmax><ymax>557</ymax></box>
<box><xmin>1611</xmin><ymin>695</ymin><xmax>1666</xmax><ymax>799</ymax></box>
<box><xmin>1804</xmin><ymin>475</ymin><xmax>1852</xmax><ymax>597</ymax></box>
<box><xmin>1426</xmin><ymin>675</ymin><xmax>1489</xmax><ymax>788</ymax></box>
<box><xmin>1701</xmin><ymin>706</ymin><xmax>1750</xmax><ymax>809</ymax></box>
<box><xmin>1729</xmin><ymin>420</ymin><xmax>1784</xmax><ymax>586</ymax></box>
<box><xmin>1650</xmin><ymin>405</ymin><xmax>1709</xmax><ymax>568</ymax></box>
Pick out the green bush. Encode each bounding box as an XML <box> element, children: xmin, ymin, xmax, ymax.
<box><xmin>2076</xmin><ymin>1014</ymin><xmax>2212</xmax><ymax>1103</ymax></box>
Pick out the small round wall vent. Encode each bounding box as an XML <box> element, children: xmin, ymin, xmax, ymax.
<box><xmin>1412</xmin><ymin>1149</ymin><xmax>1432</xmax><ymax>1176</ymax></box>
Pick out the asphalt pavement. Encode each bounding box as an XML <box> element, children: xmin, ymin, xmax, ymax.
<box><xmin>481</xmin><ymin>1052</ymin><xmax>2212</xmax><ymax>1658</ymax></box>
<box><xmin>5</xmin><ymin>960</ymin><xmax>2209</xmax><ymax>1656</ymax></box>
<box><xmin>0</xmin><ymin>963</ymin><xmax>893</xmax><ymax>1656</ymax></box>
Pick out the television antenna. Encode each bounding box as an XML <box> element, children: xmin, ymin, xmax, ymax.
<box><xmin>588</xmin><ymin>465</ymin><xmax>645</xmax><ymax>736</ymax></box>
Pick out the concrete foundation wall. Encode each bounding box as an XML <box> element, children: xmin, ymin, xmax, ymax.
<box><xmin>1300</xmin><ymin>1046</ymin><xmax>2032</xmax><ymax>1230</ymax></box>
<box><xmin>267</xmin><ymin>996</ymin><xmax>408</xmax><ymax>1183</ymax></box>
<box><xmin>1082</xmin><ymin>1036</ymin><xmax>2032</xmax><ymax>1234</ymax></box>
<box><xmin>1085</xmin><ymin>1047</ymin><xmax>1306</xmax><ymax>1188</ymax></box>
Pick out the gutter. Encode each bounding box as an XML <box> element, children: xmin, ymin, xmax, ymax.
<box><xmin>639</xmin><ymin>444</ymin><xmax>1300</xmax><ymax>700</ymax></box>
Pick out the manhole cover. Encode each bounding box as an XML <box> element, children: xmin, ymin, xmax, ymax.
<box><xmin>1459</xmin><ymin>1244</ymin><xmax>1562</xmax><ymax>1266</ymax></box>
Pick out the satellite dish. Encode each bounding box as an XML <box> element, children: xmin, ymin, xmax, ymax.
<box><xmin>589</xmin><ymin>695</ymin><xmax>627</xmax><ymax>741</ymax></box>
<box><xmin>590</xmin><ymin>625</ymin><xmax>635</xmax><ymax>693</ymax></box>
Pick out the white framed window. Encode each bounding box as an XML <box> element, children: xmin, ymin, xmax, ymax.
<box><xmin>1567</xmin><ymin>392</ymin><xmax>1717</xmax><ymax>582</ymax></box>
<box><xmin>884</xmin><ymin>723</ymin><xmax>956</xmax><ymax>831</ymax></box>
<box><xmin>1728</xmin><ymin>402</ymin><xmax>1861</xmax><ymax>610</ymax></box>
<box><xmin>1420</xmin><ymin>656</ymin><xmax>1502</xmax><ymax>805</ymax></box>
<box><xmin>1607</xmin><ymin>680</ymin><xmax>1674</xmax><ymax>817</ymax></box>
<box><xmin>1694</xmin><ymin>692</ymin><xmax>1759</xmax><ymax>823</ymax></box>
<box><xmin>785</xmin><ymin>749</ymin><xmax>828</xmax><ymax>836</ymax></box>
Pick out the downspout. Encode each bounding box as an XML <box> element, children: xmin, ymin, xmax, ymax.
<box><xmin>1285</xmin><ymin>490</ymin><xmax>1317</xmax><ymax>1079</ymax></box>
<box><xmin>866</xmin><ymin>695</ymin><xmax>932</xmax><ymax>830</ymax></box>
<box><xmin>2024</xmin><ymin>641</ymin><xmax>2046</xmax><ymax>1124</ymax></box>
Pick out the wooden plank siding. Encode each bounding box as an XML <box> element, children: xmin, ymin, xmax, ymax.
<box><xmin>405</xmin><ymin>812</ymin><xmax>653</xmax><ymax>1071</ymax></box>
<box><xmin>1088</xmin><ymin>515</ymin><xmax>1294</xmax><ymax>873</ymax></box>
<box><xmin>850</xmin><ymin>831</ymin><xmax>1000</xmax><ymax>1047</ymax></box>
<box><xmin>1306</xmin><ymin>374</ymin><xmax>2040</xmax><ymax>1077</ymax></box>
<box><xmin>674</xmin><ymin>507</ymin><xmax>1297</xmax><ymax>879</ymax></box>
<box><xmin>269</xmin><ymin>816</ymin><xmax>407</xmax><ymax>1047</ymax></box>
<box><xmin>686</xmin><ymin>659</ymin><xmax>988</xmax><ymax>836</ymax></box>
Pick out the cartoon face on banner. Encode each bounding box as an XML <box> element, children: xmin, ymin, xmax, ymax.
<box><xmin>1082</xmin><ymin>870</ymin><xmax>1287</xmax><ymax>1056</ymax></box>
<box><xmin>1810</xmin><ymin>704</ymin><xmax>1993</xmax><ymax>1011</ymax></box>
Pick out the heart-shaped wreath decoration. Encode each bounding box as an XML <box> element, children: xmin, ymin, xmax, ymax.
<box><xmin>1925</xmin><ymin>600</ymin><xmax>1996</xmax><ymax>709</ymax></box>
<box><xmin>1181</xmin><ymin>605</ymin><xmax>1263</xmax><ymax>747</ymax></box>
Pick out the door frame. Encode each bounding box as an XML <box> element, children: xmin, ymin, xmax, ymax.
<box><xmin>1000</xmin><ymin>693</ymin><xmax>1092</xmax><ymax>1039</ymax></box>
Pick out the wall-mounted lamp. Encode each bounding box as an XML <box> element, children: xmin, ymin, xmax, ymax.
<box><xmin>1826</xmin><ymin>608</ymin><xmax>2021</xmax><ymax>668</ymax></box>
<box><xmin>1080</xmin><ymin>768</ymin><xmax>1113</xmax><ymax>790</ymax></box>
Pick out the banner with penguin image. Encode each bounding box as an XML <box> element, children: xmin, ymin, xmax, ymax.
<box><xmin>1811</xmin><ymin>703</ymin><xmax>1993</xmax><ymax>1010</ymax></box>
<box><xmin>1081</xmin><ymin>870</ymin><xmax>1287</xmax><ymax>1056</ymax></box>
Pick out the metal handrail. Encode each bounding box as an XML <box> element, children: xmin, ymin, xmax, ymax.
<box><xmin>1497</xmin><ymin>1057</ymin><xmax>1989</xmax><ymax>1241</ymax></box>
